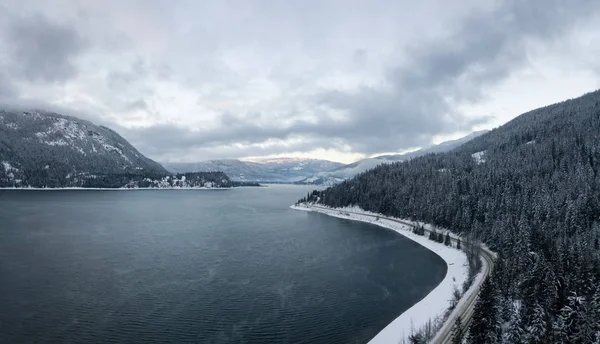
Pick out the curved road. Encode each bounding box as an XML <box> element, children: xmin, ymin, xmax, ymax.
<box><xmin>303</xmin><ymin>204</ymin><xmax>495</xmax><ymax>344</ymax></box>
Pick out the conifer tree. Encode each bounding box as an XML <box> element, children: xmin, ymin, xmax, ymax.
<box><xmin>527</xmin><ymin>303</ymin><xmax>548</xmax><ymax>343</ymax></box>
<box><xmin>506</xmin><ymin>306</ymin><xmax>525</xmax><ymax>343</ymax></box>
<box><xmin>467</xmin><ymin>277</ymin><xmax>500</xmax><ymax>344</ymax></box>
<box><xmin>451</xmin><ymin>315</ymin><xmax>464</xmax><ymax>344</ymax></box>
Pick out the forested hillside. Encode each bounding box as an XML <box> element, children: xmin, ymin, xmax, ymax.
<box><xmin>0</xmin><ymin>110</ymin><xmax>259</xmax><ymax>188</ymax></box>
<box><xmin>78</xmin><ymin>171</ymin><xmax>257</xmax><ymax>189</ymax></box>
<box><xmin>305</xmin><ymin>90</ymin><xmax>600</xmax><ymax>343</ymax></box>
<box><xmin>0</xmin><ymin>110</ymin><xmax>168</xmax><ymax>187</ymax></box>
<box><xmin>296</xmin><ymin>130</ymin><xmax>488</xmax><ymax>186</ymax></box>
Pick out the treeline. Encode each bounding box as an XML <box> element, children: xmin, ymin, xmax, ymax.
<box><xmin>1</xmin><ymin>170</ymin><xmax>259</xmax><ymax>188</ymax></box>
<box><xmin>303</xmin><ymin>90</ymin><xmax>600</xmax><ymax>343</ymax></box>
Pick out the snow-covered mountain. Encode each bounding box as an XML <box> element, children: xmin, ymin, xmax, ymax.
<box><xmin>0</xmin><ymin>109</ymin><xmax>168</xmax><ymax>187</ymax></box>
<box><xmin>162</xmin><ymin>158</ymin><xmax>343</xmax><ymax>183</ymax></box>
<box><xmin>297</xmin><ymin>130</ymin><xmax>488</xmax><ymax>185</ymax></box>
<box><xmin>375</xmin><ymin>130</ymin><xmax>489</xmax><ymax>161</ymax></box>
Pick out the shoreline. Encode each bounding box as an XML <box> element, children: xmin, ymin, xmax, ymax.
<box><xmin>291</xmin><ymin>203</ymin><xmax>480</xmax><ymax>343</ymax></box>
<box><xmin>0</xmin><ymin>186</ymin><xmax>236</xmax><ymax>191</ymax></box>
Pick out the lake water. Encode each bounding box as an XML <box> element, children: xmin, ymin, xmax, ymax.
<box><xmin>0</xmin><ymin>185</ymin><xmax>446</xmax><ymax>343</ymax></box>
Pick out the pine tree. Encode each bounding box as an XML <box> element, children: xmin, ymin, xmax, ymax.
<box><xmin>467</xmin><ymin>277</ymin><xmax>500</xmax><ymax>343</ymax></box>
<box><xmin>553</xmin><ymin>292</ymin><xmax>589</xmax><ymax>343</ymax></box>
<box><xmin>429</xmin><ymin>230</ymin><xmax>436</xmax><ymax>241</ymax></box>
<box><xmin>451</xmin><ymin>315</ymin><xmax>464</xmax><ymax>344</ymax></box>
<box><xmin>587</xmin><ymin>286</ymin><xmax>600</xmax><ymax>344</ymax></box>
<box><xmin>506</xmin><ymin>306</ymin><xmax>525</xmax><ymax>343</ymax></box>
<box><xmin>527</xmin><ymin>303</ymin><xmax>548</xmax><ymax>343</ymax></box>
<box><xmin>408</xmin><ymin>333</ymin><xmax>425</xmax><ymax>344</ymax></box>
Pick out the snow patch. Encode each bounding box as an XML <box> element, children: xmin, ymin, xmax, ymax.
<box><xmin>53</xmin><ymin>118</ymin><xmax>87</xmax><ymax>140</ymax></box>
<box><xmin>45</xmin><ymin>139</ymin><xmax>69</xmax><ymax>146</ymax></box>
<box><xmin>21</xmin><ymin>111</ymin><xmax>44</xmax><ymax>121</ymax></box>
<box><xmin>471</xmin><ymin>151</ymin><xmax>486</xmax><ymax>164</ymax></box>
<box><xmin>2</xmin><ymin>161</ymin><xmax>18</xmax><ymax>180</ymax></box>
<box><xmin>2</xmin><ymin>161</ymin><xmax>17</xmax><ymax>172</ymax></box>
<box><xmin>101</xmin><ymin>143</ymin><xmax>132</xmax><ymax>164</ymax></box>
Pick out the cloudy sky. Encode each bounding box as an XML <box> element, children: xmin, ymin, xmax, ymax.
<box><xmin>1</xmin><ymin>0</ymin><xmax>599</xmax><ymax>163</ymax></box>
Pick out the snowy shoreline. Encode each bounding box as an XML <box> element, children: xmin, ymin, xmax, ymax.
<box><xmin>291</xmin><ymin>203</ymin><xmax>479</xmax><ymax>344</ymax></box>
<box><xmin>0</xmin><ymin>186</ymin><xmax>235</xmax><ymax>191</ymax></box>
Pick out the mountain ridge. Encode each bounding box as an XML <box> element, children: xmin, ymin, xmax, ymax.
<box><xmin>161</xmin><ymin>157</ymin><xmax>344</xmax><ymax>183</ymax></box>
<box><xmin>0</xmin><ymin>110</ymin><xmax>254</xmax><ymax>188</ymax></box>
<box><xmin>296</xmin><ymin>130</ymin><xmax>489</xmax><ymax>185</ymax></box>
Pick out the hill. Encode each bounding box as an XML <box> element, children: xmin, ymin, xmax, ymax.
<box><xmin>297</xmin><ymin>130</ymin><xmax>488</xmax><ymax>185</ymax></box>
<box><xmin>0</xmin><ymin>110</ymin><xmax>254</xmax><ymax>188</ymax></box>
<box><xmin>304</xmin><ymin>90</ymin><xmax>600</xmax><ymax>343</ymax></box>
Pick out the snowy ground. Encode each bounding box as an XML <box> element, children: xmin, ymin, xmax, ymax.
<box><xmin>0</xmin><ymin>187</ymin><xmax>234</xmax><ymax>191</ymax></box>
<box><xmin>291</xmin><ymin>203</ymin><xmax>471</xmax><ymax>344</ymax></box>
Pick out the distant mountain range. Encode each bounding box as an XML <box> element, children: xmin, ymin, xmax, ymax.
<box><xmin>161</xmin><ymin>158</ymin><xmax>344</xmax><ymax>183</ymax></box>
<box><xmin>162</xmin><ymin>131</ymin><xmax>487</xmax><ymax>185</ymax></box>
<box><xmin>296</xmin><ymin>130</ymin><xmax>488</xmax><ymax>185</ymax></box>
<box><xmin>0</xmin><ymin>110</ymin><xmax>256</xmax><ymax>188</ymax></box>
<box><xmin>0</xmin><ymin>108</ymin><xmax>487</xmax><ymax>187</ymax></box>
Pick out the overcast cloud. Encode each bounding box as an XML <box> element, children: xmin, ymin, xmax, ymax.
<box><xmin>1</xmin><ymin>0</ymin><xmax>599</xmax><ymax>163</ymax></box>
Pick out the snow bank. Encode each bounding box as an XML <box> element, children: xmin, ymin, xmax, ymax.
<box><xmin>291</xmin><ymin>203</ymin><xmax>470</xmax><ymax>343</ymax></box>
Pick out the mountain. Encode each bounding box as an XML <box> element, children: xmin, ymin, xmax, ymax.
<box><xmin>303</xmin><ymin>90</ymin><xmax>600</xmax><ymax>342</ymax></box>
<box><xmin>162</xmin><ymin>158</ymin><xmax>344</xmax><ymax>183</ymax></box>
<box><xmin>374</xmin><ymin>130</ymin><xmax>489</xmax><ymax>161</ymax></box>
<box><xmin>297</xmin><ymin>130</ymin><xmax>488</xmax><ymax>185</ymax></box>
<box><xmin>0</xmin><ymin>110</ymin><xmax>254</xmax><ymax>188</ymax></box>
<box><xmin>0</xmin><ymin>109</ymin><xmax>170</xmax><ymax>187</ymax></box>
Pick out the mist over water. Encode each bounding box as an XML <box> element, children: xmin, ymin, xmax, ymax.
<box><xmin>0</xmin><ymin>186</ymin><xmax>446</xmax><ymax>343</ymax></box>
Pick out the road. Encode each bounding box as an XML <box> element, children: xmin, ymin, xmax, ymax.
<box><xmin>303</xmin><ymin>204</ymin><xmax>495</xmax><ymax>344</ymax></box>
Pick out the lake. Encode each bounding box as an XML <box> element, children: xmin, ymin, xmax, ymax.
<box><xmin>0</xmin><ymin>185</ymin><xmax>446</xmax><ymax>343</ymax></box>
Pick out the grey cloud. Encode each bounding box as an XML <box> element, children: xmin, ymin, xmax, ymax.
<box><xmin>119</xmin><ymin>106</ymin><xmax>484</xmax><ymax>161</ymax></box>
<box><xmin>106</xmin><ymin>59</ymin><xmax>148</xmax><ymax>89</ymax></box>
<box><xmin>119</xmin><ymin>122</ymin><xmax>344</xmax><ymax>161</ymax></box>
<box><xmin>0</xmin><ymin>99</ymin><xmax>111</xmax><ymax>126</ymax></box>
<box><xmin>0</xmin><ymin>74</ymin><xmax>16</xmax><ymax>100</ymax></box>
<box><xmin>125</xmin><ymin>0</ymin><xmax>597</xmax><ymax>159</ymax></box>
<box><xmin>1</xmin><ymin>0</ymin><xmax>598</xmax><ymax>162</ymax></box>
<box><xmin>312</xmin><ymin>0</ymin><xmax>599</xmax><ymax>154</ymax></box>
<box><xmin>125</xmin><ymin>99</ymin><xmax>150</xmax><ymax>112</ymax></box>
<box><xmin>6</xmin><ymin>14</ymin><xmax>86</xmax><ymax>82</ymax></box>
